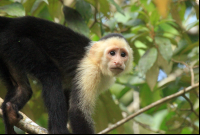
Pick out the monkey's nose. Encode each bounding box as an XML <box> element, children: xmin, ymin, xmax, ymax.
<box><xmin>114</xmin><ymin>62</ymin><xmax>122</xmax><ymax>66</ymax></box>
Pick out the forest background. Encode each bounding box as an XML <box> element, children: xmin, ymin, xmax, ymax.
<box><xmin>0</xmin><ymin>0</ymin><xmax>199</xmax><ymax>134</ymax></box>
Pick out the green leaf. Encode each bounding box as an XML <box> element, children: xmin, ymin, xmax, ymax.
<box><xmin>130</xmin><ymin>32</ymin><xmax>149</xmax><ymax>43</ymax></box>
<box><xmin>114</xmin><ymin>11</ymin><xmax>131</xmax><ymax>24</ymax></box>
<box><xmin>84</xmin><ymin>0</ymin><xmax>96</xmax><ymax>6</ymax></box>
<box><xmin>0</xmin><ymin>0</ymin><xmax>13</xmax><ymax>6</ymax></box>
<box><xmin>152</xmin><ymin>109</ymin><xmax>168</xmax><ymax>130</ymax></box>
<box><xmin>186</xmin><ymin>20</ymin><xmax>199</xmax><ymax>31</ymax></box>
<box><xmin>194</xmin><ymin>4</ymin><xmax>199</xmax><ymax>19</ymax></box>
<box><xmin>23</xmin><ymin>0</ymin><xmax>36</xmax><ymax>14</ymax></box>
<box><xmin>156</xmin><ymin>37</ymin><xmax>173</xmax><ymax>61</ymax></box>
<box><xmin>158</xmin><ymin>23</ymin><xmax>179</xmax><ymax>36</ymax></box>
<box><xmin>90</xmin><ymin>23</ymin><xmax>101</xmax><ymax>38</ymax></box>
<box><xmin>180</xmin><ymin>41</ymin><xmax>199</xmax><ymax>54</ymax></box>
<box><xmin>140</xmin><ymin>84</ymin><xmax>162</xmax><ymax>107</ymax></box>
<box><xmin>30</xmin><ymin>0</ymin><xmax>47</xmax><ymax>16</ymax></box>
<box><xmin>94</xmin><ymin>91</ymin><xmax>123</xmax><ymax>133</ymax></box>
<box><xmin>181</xmin><ymin>127</ymin><xmax>193</xmax><ymax>134</ymax></box>
<box><xmin>63</xmin><ymin>6</ymin><xmax>89</xmax><ymax>36</ymax></box>
<box><xmin>157</xmin><ymin>52</ymin><xmax>172</xmax><ymax>75</ymax></box>
<box><xmin>138</xmin><ymin>48</ymin><xmax>158</xmax><ymax>74</ymax></box>
<box><xmin>110</xmin><ymin>83</ymin><xmax>125</xmax><ymax>98</ymax></box>
<box><xmin>107</xmin><ymin>0</ymin><xmax>124</xmax><ymax>15</ymax></box>
<box><xmin>0</xmin><ymin>2</ymin><xmax>25</xmax><ymax>16</ymax></box>
<box><xmin>76</xmin><ymin>0</ymin><xmax>92</xmax><ymax>23</ymax></box>
<box><xmin>150</xmin><ymin>9</ymin><xmax>160</xmax><ymax>26</ymax></box>
<box><xmin>119</xmin><ymin>90</ymin><xmax>133</xmax><ymax>106</ymax></box>
<box><xmin>41</xmin><ymin>0</ymin><xmax>48</xmax><ymax>4</ymax></box>
<box><xmin>105</xmin><ymin>18</ymin><xmax>117</xmax><ymax>32</ymax></box>
<box><xmin>99</xmin><ymin>0</ymin><xmax>110</xmax><ymax>17</ymax></box>
<box><xmin>146</xmin><ymin>63</ymin><xmax>159</xmax><ymax>91</ymax></box>
<box><xmin>140</xmin><ymin>0</ymin><xmax>155</xmax><ymax>12</ymax></box>
<box><xmin>134</xmin><ymin>113</ymin><xmax>154</xmax><ymax>126</ymax></box>
<box><xmin>48</xmin><ymin>0</ymin><xmax>63</xmax><ymax>20</ymax></box>
<box><xmin>160</xmin><ymin>111</ymin><xmax>176</xmax><ymax>131</ymax></box>
<box><xmin>137</xmin><ymin>10</ymin><xmax>149</xmax><ymax>23</ymax></box>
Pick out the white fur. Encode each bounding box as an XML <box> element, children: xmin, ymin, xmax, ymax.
<box><xmin>73</xmin><ymin>37</ymin><xmax>133</xmax><ymax>122</ymax></box>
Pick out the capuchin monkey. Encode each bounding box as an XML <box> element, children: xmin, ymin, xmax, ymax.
<box><xmin>0</xmin><ymin>16</ymin><xmax>133</xmax><ymax>134</ymax></box>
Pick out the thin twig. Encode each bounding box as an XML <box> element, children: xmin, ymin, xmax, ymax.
<box><xmin>98</xmin><ymin>83</ymin><xmax>199</xmax><ymax>134</ymax></box>
<box><xmin>89</xmin><ymin>2</ymin><xmax>98</xmax><ymax>29</ymax></box>
<box><xmin>172</xmin><ymin>59</ymin><xmax>195</xmax><ymax>86</ymax></box>
<box><xmin>182</xmin><ymin>94</ymin><xmax>199</xmax><ymax>118</ymax></box>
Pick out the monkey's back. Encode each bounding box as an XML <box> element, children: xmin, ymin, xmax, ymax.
<box><xmin>0</xmin><ymin>16</ymin><xmax>91</xmax><ymax>78</ymax></box>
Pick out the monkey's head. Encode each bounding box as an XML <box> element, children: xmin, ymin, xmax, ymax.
<box><xmin>89</xmin><ymin>34</ymin><xmax>133</xmax><ymax>77</ymax></box>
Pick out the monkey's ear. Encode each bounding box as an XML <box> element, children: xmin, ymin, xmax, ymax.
<box><xmin>89</xmin><ymin>42</ymin><xmax>103</xmax><ymax>65</ymax></box>
<box><xmin>89</xmin><ymin>42</ymin><xmax>99</xmax><ymax>56</ymax></box>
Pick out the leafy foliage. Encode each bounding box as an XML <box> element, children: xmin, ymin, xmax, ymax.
<box><xmin>0</xmin><ymin>0</ymin><xmax>199</xmax><ymax>134</ymax></box>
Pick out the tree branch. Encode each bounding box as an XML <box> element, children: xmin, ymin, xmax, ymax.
<box><xmin>98</xmin><ymin>83</ymin><xmax>199</xmax><ymax>134</ymax></box>
<box><xmin>0</xmin><ymin>98</ymin><xmax>48</xmax><ymax>134</ymax></box>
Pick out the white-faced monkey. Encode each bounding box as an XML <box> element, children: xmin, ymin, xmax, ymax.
<box><xmin>0</xmin><ymin>16</ymin><xmax>133</xmax><ymax>134</ymax></box>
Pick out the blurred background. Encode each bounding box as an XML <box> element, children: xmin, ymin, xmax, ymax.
<box><xmin>0</xmin><ymin>0</ymin><xmax>199</xmax><ymax>134</ymax></box>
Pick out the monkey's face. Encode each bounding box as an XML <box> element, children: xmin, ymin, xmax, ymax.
<box><xmin>104</xmin><ymin>46</ymin><xmax>129</xmax><ymax>76</ymax></box>
<box><xmin>90</xmin><ymin>37</ymin><xmax>133</xmax><ymax>77</ymax></box>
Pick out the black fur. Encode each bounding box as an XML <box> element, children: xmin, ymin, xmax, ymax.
<box><xmin>100</xmin><ymin>33</ymin><xmax>125</xmax><ymax>41</ymax></box>
<box><xmin>0</xmin><ymin>16</ymin><xmax>124</xmax><ymax>134</ymax></box>
<box><xmin>0</xmin><ymin>16</ymin><xmax>91</xmax><ymax>134</ymax></box>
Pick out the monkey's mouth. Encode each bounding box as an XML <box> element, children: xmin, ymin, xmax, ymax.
<box><xmin>110</xmin><ymin>68</ymin><xmax>124</xmax><ymax>72</ymax></box>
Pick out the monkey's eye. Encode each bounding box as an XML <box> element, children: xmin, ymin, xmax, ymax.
<box><xmin>121</xmin><ymin>52</ymin><xmax>126</xmax><ymax>57</ymax></box>
<box><xmin>110</xmin><ymin>51</ymin><xmax>115</xmax><ymax>56</ymax></box>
